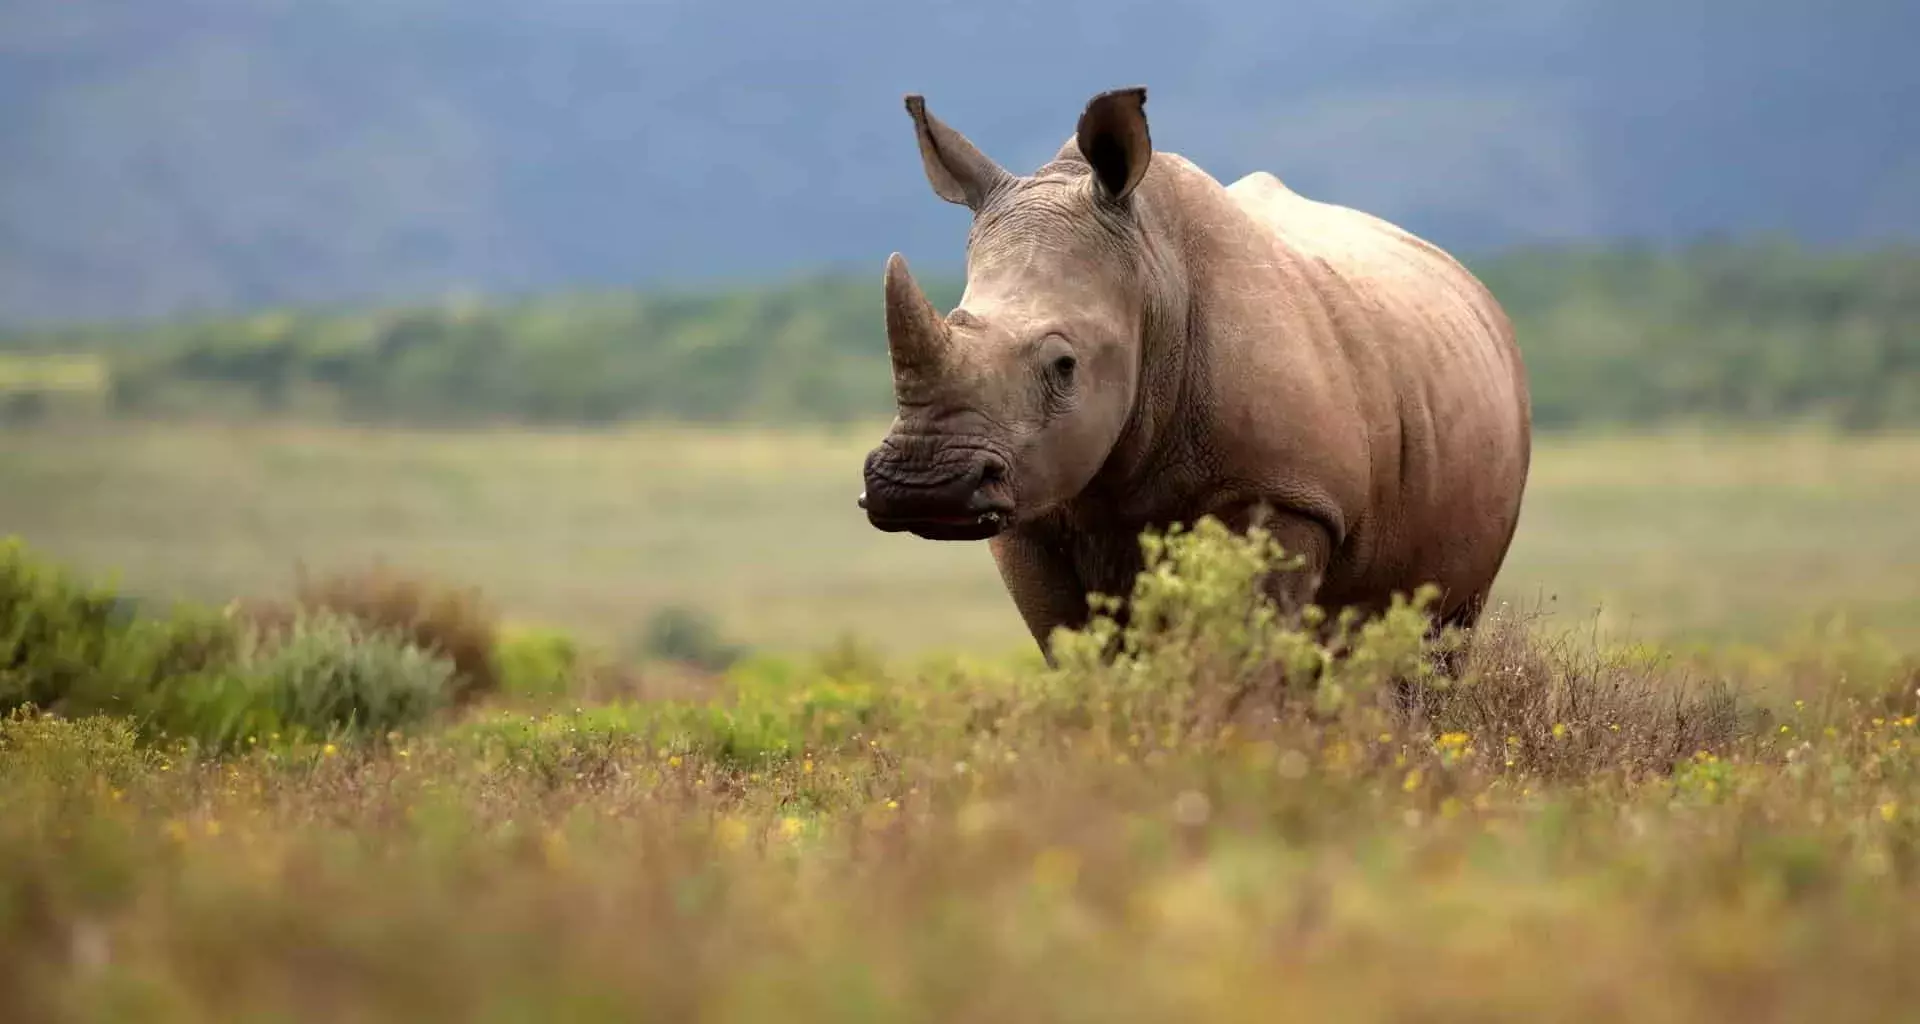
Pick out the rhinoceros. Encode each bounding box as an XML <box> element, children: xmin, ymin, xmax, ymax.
<box><xmin>858</xmin><ymin>86</ymin><xmax>1531</xmax><ymax>663</ymax></box>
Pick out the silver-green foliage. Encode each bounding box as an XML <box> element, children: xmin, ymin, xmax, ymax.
<box><xmin>224</xmin><ymin>611</ymin><xmax>456</xmax><ymax>743</ymax></box>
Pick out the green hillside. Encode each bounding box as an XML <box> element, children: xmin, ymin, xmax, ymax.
<box><xmin>5</xmin><ymin>241</ymin><xmax>1917</xmax><ymax>431</ymax></box>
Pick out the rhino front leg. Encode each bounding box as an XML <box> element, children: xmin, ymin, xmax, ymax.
<box><xmin>988</xmin><ymin>527</ymin><xmax>1092</xmax><ymax>666</ymax></box>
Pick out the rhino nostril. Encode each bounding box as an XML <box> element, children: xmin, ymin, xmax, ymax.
<box><xmin>977</xmin><ymin>458</ymin><xmax>1006</xmax><ymax>489</ymax></box>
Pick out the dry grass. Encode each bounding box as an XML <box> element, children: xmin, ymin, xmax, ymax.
<box><xmin>1417</xmin><ymin>609</ymin><xmax>1748</xmax><ymax>781</ymax></box>
<box><xmin>2</xmin><ymin>602</ymin><xmax>1917</xmax><ymax>1022</ymax></box>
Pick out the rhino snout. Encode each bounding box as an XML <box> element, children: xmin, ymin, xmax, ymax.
<box><xmin>859</xmin><ymin>445</ymin><xmax>1013</xmax><ymax>542</ymax></box>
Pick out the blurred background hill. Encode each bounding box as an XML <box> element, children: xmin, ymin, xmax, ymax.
<box><xmin>2</xmin><ymin>0</ymin><xmax>1916</xmax><ymax>324</ymax></box>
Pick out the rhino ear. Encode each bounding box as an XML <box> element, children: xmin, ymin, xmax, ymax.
<box><xmin>1076</xmin><ymin>86</ymin><xmax>1152</xmax><ymax>203</ymax></box>
<box><xmin>905</xmin><ymin>94</ymin><xmax>1011</xmax><ymax>210</ymax></box>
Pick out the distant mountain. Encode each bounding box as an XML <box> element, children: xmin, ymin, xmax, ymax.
<box><xmin>3</xmin><ymin>0</ymin><xmax>1916</xmax><ymax>325</ymax></box>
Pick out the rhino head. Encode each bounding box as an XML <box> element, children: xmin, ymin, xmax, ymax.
<box><xmin>860</xmin><ymin>87</ymin><xmax>1159</xmax><ymax>542</ymax></box>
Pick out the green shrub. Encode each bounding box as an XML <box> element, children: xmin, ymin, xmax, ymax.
<box><xmin>1043</xmin><ymin>516</ymin><xmax>1442</xmax><ymax>747</ymax></box>
<box><xmin>241</xmin><ymin>564</ymin><xmax>501</xmax><ymax>704</ymax></box>
<box><xmin>168</xmin><ymin>610</ymin><xmax>457</xmax><ymax>751</ymax></box>
<box><xmin>0</xmin><ymin>537</ymin><xmax>131</xmax><ymax>713</ymax></box>
<box><xmin>0</xmin><ymin>537</ymin><xmax>242</xmax><ymax>721</ymax></box>
<box><xmin>253</xmin><ymin>611</ymin><xmax>454</xmax><ymax>737</ymax></box>
<box><xmin>636</xmin><ymin>604</ymin><xmax>746</xmax><ymax>672</ymax></box>
<box><xmin>494</xmin><ymin>626</ymin><xmax>583</xmax><ymax>700</ymax></box>
<box><xmin>0</xmin><ymin>706</ymin><xmax>156</xmax><ymax>792</ymax></box>
<box><xmin>1</xmin><ymin>538</ymin><xmax>465</xmax><ymax>751</ymax></box>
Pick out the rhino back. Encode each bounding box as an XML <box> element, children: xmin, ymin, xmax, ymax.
<box><xmin>1189</xmin><ymin>166</ymin><xmax>1532</xmax><ymax>611</ymax></box>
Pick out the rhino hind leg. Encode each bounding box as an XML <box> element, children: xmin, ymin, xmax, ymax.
<box><xmin>1389</xmin><ymin>588</ymin><xmax>1490</xmax><ymax>716</ymax></box>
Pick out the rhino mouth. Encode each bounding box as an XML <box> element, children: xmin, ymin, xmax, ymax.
<box><xmin>857</xmin><ymin>495</ymin><xmax>1010</xmax><ymax>542</ymax></box>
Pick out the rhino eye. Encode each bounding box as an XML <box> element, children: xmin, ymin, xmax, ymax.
<box><xmin>1038</xmin><ymin>335</ymin><xmax>1078</xmax><ymax>399</ymax></box>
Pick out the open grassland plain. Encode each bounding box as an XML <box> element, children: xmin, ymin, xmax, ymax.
<box><xmin>0</xmin><ymin>423</ymin><xmax>1916</xmax><ymax>657</ymax></box>
<box><xmin>2</xmin><ymin>517</ymin><xmax>1918</xmax><ymax>1022</ymax></box>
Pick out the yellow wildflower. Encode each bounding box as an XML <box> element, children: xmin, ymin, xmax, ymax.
<box><xmin>1880</xmin><ymin>801</ymin><xmax>1900</xmax><ymax>823</ymax></box>
<box><xmin>322</xmin><ymin>743</ymin><xmax>339</xmax><ymax>758</ymax></box>
<box><xmin>1402</xmin><ymin>768</ymin><xmax>1424</xmax><ymax>793</ymax></box>
<box><xmin>1551</xmin><ymin>723</ymin><xmax>1568</xmax><ymax>740</ymax></box>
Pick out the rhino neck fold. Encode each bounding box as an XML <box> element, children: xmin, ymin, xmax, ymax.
<box><xmin>1077</xmin><ymin>178</ymin><xmax>1198</xmax><ymax>514</ymax></box>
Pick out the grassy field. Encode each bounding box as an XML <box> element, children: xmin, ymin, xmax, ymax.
<box><xmin>0</xmin><ymin>423</ymin><xmax>1916</xmax><ymax>657</ymax></box>
<box><xmin>3</xmin><ymin>513</ymin><xmax>1918</xmax><ymax>1021</ymax></box>
<box><xmin>3</xmin><ymin>424</ymin><xmax>1919</xmax><ymax>1020</ymax></box>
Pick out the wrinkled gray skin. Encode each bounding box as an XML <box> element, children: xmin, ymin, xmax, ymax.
<box><xmin>860</xmin><ymin>87</ymin><xmax>1532</xmax><ymax>666</ymax></box>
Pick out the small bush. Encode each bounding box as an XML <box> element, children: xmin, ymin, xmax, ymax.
<box><xmin>636</xmin><ymin>604</ymin><xmax>745</xmax><ymax>672</ymax></box>
<box><xmin>0</xmin><ymin>537</ymin><xmax>132</xmax><ymax>713</ymax></box>
<box><xmin>680</xmin><ymin>650</ymin><xmax>891</xmax><ymax>764</ymax></box>
<box><xmin>0</xmin><ymin>706</ymin><xmax>156</xmax><ymax>793</ymax></box>
<box><xmin>245</xmin><ymin>611</ymin><xmax>456</xmax><ymax>739</ymax></box>
<box><xmin>243</xmin><ymin>564</ymin><xmax>501</xmax><ymax>704</ymax></box>
<box><xmin>495</xmin><ymin>626</ymin><xmax>582</xmax><ymax>700</ymax></box>
<box><xmin>1</xmin><ymin>538</ymin><xmax>464</xmax><ymax>751</ymax></box>
<box><xmin>0</xmin><ymin>538</ymin><xmax>242</xmax><ymax>720</ymax></box>
<box><xmin>163</xmin><ymin>610</ymin><xmax>457</xmax><ymax>751</ymax></box>
<box><xmin>1042</xmin><ymin>516</ymin><xmax>1440</xmax><ymax>748</ymax></box>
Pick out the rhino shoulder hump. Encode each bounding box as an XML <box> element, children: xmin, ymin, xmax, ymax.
<box><xmin>1224</xmin><ymin>171</ymin><xmax>1296</xmax><ymax>211</ymax></box>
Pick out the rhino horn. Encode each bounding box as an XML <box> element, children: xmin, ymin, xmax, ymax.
<box><xmin>884</xmin><ymin>252</ymin><xmax>949</xmax><ymax>383</ymax></box>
